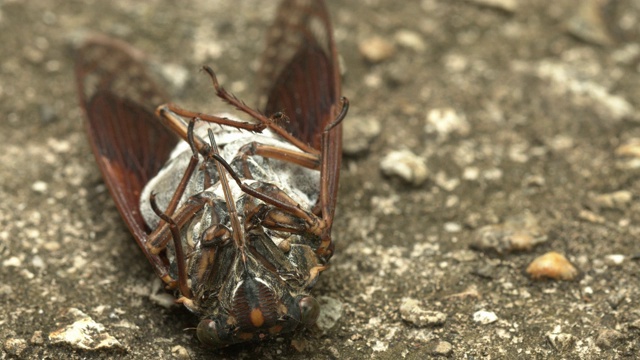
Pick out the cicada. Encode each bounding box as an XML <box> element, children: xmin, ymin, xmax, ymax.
<box><xmin>74</xmin><ymin>0</ymin><xmax>347</xmax><ymax>348</ymax></box>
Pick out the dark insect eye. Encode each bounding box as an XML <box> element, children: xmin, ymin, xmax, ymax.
<box><xmin>298</xmin><ymin>296</ymin><xmax>320</xmax><ymax>326</ymax></box>
<box><xmin>197</xmin><ymin>319</ymin><xmax>228</xmax><ymax>348</ymax></box>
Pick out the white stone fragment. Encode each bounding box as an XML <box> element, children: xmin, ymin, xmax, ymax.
<box><xmin>394</xmin><ymin>30</ymin><xmax>426</xmax><ymax>52</ymax></box>
<box><xmin>380</xmin><ymin>150</ymin><xmax>429</xmax><ymax>186</ymax></box>
<box><xmin>425</xmin><ymin>108</ymin><xmax>470</xmax><ymax>140</ymax></box>
<box><xmin>468</xmin><ymin>0</ymin><xmax>518</xmax><ymax>12</ymax></box>
<box><xmin>32</xmin><ymin>181</ymin><xmax>48</xmax><ymax>193</ymax></box>
<box><xmin>49</xmin><ymin>308</ymin><xmax>123</xmax><ymax>350</ymax></box>
<box><xmin>400</xmin><ymin>298</ymin><xmax>447</xmax><ymax>327</ymax></box>
<box><xmin>359</xmin><ymin>36</ymin><xmax>395</xmax><ymax>63</ymax></box>
<box><xmin>3</xmin><ymin>256</ymin><xmax>22</xmax><ymax>267</ymax></box>
<box><xmin>316</xmin><ymin>296</ymin><xmax>343</xmax><ymax>332</ymax></box>
<box><xmin>472</xmin><ymin>310</ymin><xmax>498</xmax><ymax>324</ymax></box>
<box><xmin>604</xmin><ymin>254</ymin><xmax>625</xmax><ymax>266</ymax></box>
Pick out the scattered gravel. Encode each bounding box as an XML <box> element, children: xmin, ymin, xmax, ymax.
<box><xmin>3</xmin><ymin>0</ymin><xmax>640</xmax><ymax>358</ymax></box>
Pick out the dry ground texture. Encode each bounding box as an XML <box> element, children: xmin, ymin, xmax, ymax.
<box><xmin>1</xmin><ymin>0</ymin><xmax>640</xmax><ymax>359</ymax></box>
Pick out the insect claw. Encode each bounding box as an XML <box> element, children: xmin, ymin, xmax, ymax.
<box><xmin>323</xmin><ymin>96</ymin><xmax>349</xmax><ymax>133</ymax></box>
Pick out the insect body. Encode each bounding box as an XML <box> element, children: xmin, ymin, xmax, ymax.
<box><xmin>75</xmin><ymin>0</ymin><xmax>347</xmax><ymax>348</ymax></box>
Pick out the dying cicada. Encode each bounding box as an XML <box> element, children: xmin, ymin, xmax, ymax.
<box><xmin>75</xmin><ymin>0</ymin><xmax>347</xmax><ymax>348</ymax></box>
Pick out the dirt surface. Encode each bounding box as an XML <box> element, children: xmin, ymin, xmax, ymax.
<box><xmin>2</xmin><ymin>0</ymin><xmax>640</xmax><ymax>359</ymax></box>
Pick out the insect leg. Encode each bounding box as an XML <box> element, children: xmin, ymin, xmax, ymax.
<box><xmin>210</xmin><ymin>153</ymin><xmax>323</xmax><ymax>236</ymax></box>
<box><xmin>149</xmin><ymin>194</ymin><xmax>192</xmax><ymax>299</ymax></box>
<box><xmin>162</xmin><ymin>103</ymin><xmax>266</xmax><ymax>132</ymax></box>
<box><xmin>145</xmin><ymin>120</ymin><xmax>205</xmax><ymax>264</ymax></box>
<box><xmin>156</xmin><ymin>106</ymin><xmax>279</xmax><ymax>158</ymax></box>
<box><xmin>316</xmin><ymin>97</ymin><xmax>349</xmax><ymax>258</ymax></box>
<box><xmin>234</xmin><ymin>142</ymin><xmax>321</xmax><ymax>179</ymax></box>
<box><xmin>202</xmin><ymin>66</ymin><xmax>319</xmax><ymax>155</ymax></box>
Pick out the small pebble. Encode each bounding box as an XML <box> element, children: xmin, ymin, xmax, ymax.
<box><xmin>49</xmin><ymin>308</ymin><xmax>123</xmax><ymax>350</ymax></box>
<box><xmin>394</xmin><ymin>30</ymin><xmax>425</xmax><ymax>52</ymax></box>
<box><xmin>606</xmin><ymin>292</ymin><xmax>625</xmax><ymax>310</ymax></box>
<box><xmin>468</xmin><ymin>0</ymin><xmax>518</xmax><ymax>12</ymax></box>
<box><xmin>399</xmin><ymin>298</ymin><xmax>447</xmax><ymax>327</ymax></box>
<box><xmin>43</xmin><ymin>241</ymin><xmax>61</xmax><ymax>252</ymax></box>
<box><xmin>604</xmin><ymin>254</ymin><xmax>624</xmax><ymax>266</ymax></box>
<box><xmin>32</xmin><ymin>255</ymin><xmax>45</xmax><ymax>269</ymax></box>
<box><xmin>526</xmin><ymin>252</ymin><xmax>579</xmax><ymax>281</ymax></box>
<box><xmin>546</xmin><ymin>327</ymin><xmax>576</xmax><ymax>351</ymax></box>
<box><xmin>32</xmin><ymin>181</ymin><xmax>48</xmax><ymax>193</ymax></box>
<box><xmin>316</xmin><ymin>296</ymin><xmax>343</xmax><ymax>332</ymax></box>
<box><xmin>566</xmin><ymin>0</ymin><xmax>614</xmax><ymax>46</ymax></box>
<box><xmin>160</xmin><ymin>63</ymin><xmax>189</xmax><ymax>93</ymax></box>
<box><xmin>425</xmin><ymin>108</ymin><xmax>469</xmax><ymax>140</ymax></box>
<box><xmin>30</xmin><ymin>331</ymin><xmax>44</xmax><ymax>345</ymax></box>
<box><xmin>380</xmin><ymin>149</ymin><xmax>429</xmax><ymax>186</ymax></box>
<box><xmin>578</xmin><ymin>209</ymin><xmax>606</xmax><ymax>224</ymax></box>
<box><xmin>592</xmin><ymin>190</ymin><xmax>633</xmax><ymax>209</ymax></box>
<box><xmin>39</xmin><ymin>104</ymin><xmax>58</xmax><ymax>124</ymax></box>
<box><xmin>471</xmin><ymin>212</ymin><xmax>546</xmax><ymax>254</ymax></box>
<box><xmin>359</xmin><ymin>36</ymin><xmax>395</xmax><ymax>63</ymax></box>
<box><xmin>444</xmin><ymin>222</ymin><xmax>461</xmax><ymax>233</ymax></box>
<box><xmin>3</xmin><ymin>256</ymin><xmax>22</xmax><ymax>267</ymax></box>
<box><xmin>445</xmin><ymin>285</ymin><xmax>481</xmax><ymax>300</ymax></box>
<box><xmin>629</xmin><ymin>319</ymin><xmax>640</xmax><ymax>330</ymax></box>
<box><xmin>432</xmin><ymin>340</ymin><xmax>453</xmax><ymax>356</ymax></box>
<box><xmin>342</xmin><ymin>115</ymin><xmax>381</xmax><ymax>155</ymax></box>
<box><xmin>290</xmin><ymin>339</ymin><xmax>308</xmax><ymax>352</ymax></box>
<box><xmin>4</xmin><ymin>338</ymin><xmax>27</xmax><ymax>356</ymax></box>
<box><xmin>595</xmin><ymin>329</ymin><xmax>624</xmax><ymax>349</ymax></box>
<box><xmin>472</xmin><ymin>310</ymin><xmax>498</xmax><ymax>325</ymax></box>
<box><xmin>171</xmin><ymin>345</ymin><xmax>190</xmax><ymax>360</ymax></box>
<box><xmin>371</xmin><ymin>341</ymin><xmax>389</xmax><ymax>352</ymax></box>
<box><xmin>616</xmin><ymin>139</ymin><xmax>640</xmax><ymax>158</ymax></box>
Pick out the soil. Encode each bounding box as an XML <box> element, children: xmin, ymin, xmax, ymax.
<box><xmin>1</xmin><ymin>0</ymin><xmax>639</xmax><ymax>359</ymax></box>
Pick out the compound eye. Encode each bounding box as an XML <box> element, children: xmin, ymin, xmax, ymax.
<box><xmin>196</xmin><ymin>319</ymin><xmax>229</xmax><ymax>348</ymax></box>
<box><xmin>298</xmin><ymin>296</ymin><xmax>320</xmax><ymax>326</ymax></box>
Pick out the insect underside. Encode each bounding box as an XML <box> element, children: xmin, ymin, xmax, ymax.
<box><xmin>140</xmin><ymin>114</ymin><xmax>331</xmax><ymax>346</ymax></box>
<box><xmin>75</xmin><ymin>0</ymin><xmax>346</xmax><ymax>348</ymax></box>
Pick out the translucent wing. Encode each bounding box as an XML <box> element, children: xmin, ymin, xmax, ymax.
<box><xmin>260</xmin><ymin>0</ymin><xmax>342</xmax><ymax>150</ymax></box>
<box><xmin>75</xmin><ymin>35</ymin><xmax>178</xmax><ymax>258</ymax></box>
<box><xmin>260</xmin><ymin>0</ymin><xmax>343</xmax><ymax>228</ymax></box>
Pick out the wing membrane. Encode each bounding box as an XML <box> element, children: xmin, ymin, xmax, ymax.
<box><xmin>260</xmin><ymin>0</ymin><xmax>341</xmax><ymax>149</ymax></box>
<box><xmin>75</xmin><ymin>36</ymin><xmax>178</xmax><ymax>254</ymax></box>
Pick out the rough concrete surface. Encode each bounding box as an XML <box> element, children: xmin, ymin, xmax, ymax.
<box><xmin>1</xmin><ymin>0</ymin><xmax>640</xmax><ymax>359</ymax></box>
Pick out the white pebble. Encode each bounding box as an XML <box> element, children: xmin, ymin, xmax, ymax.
<box><xmin>444</xmin><ymin>222</ymin><xmax>461</xmax><ymax>233</ymax></box>
<box><xmin>3</xmin><ymin>256</ymin><xmax>22</xmax><ymax>267</ymax></box>
<box><xmin>604</xmin><ymin>254</ymin><xmax>625</xmax><ymax>266</ymax></box>
<box><xmin>359</xmin><ymin>36</ymin><xmax>395</xmax><ymax>63</ymax></box>
<box><xmin>425</xmin><ymin>108</ymin><xmax>469</xmax><ymax>139</ymax></box>
<box><xmin>380</xmin><ymin>149</ymin><xmax>429</xmax><ymax>186</ymax></box>
<box><xmin>473</xmin><ymin>310</ymin><xmax>498</xmax><ymax>324</ymax></box>
<box><xmin>394</xmin><ymin>30</ymin><xmax>425</xmax><ymax>52</ymax></box>
<box><xmin>32</xmin><ymin>181</ymin><xmax>48</xmax><ymax>193</ymax></box>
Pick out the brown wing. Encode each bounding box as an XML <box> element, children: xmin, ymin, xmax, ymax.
<box><xmin>75</xmin><ymin>35</ymin><xmax>178</xmax><ymax>256</ymax></box>
<box><xmin>260</xmin><ymin>0</ymin><xmax>342</xmax><ymax>150</ymax></box>
<box><xmin>260</xmin><ymin>0</ymin><xmax>344</xmax><ymax>247</ymax></box>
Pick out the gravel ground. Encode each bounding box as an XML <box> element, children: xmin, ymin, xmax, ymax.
<box><xmin>1</xmin><ymin>0</ymin><xmax>640</xmax><ymax>359</ymax></box>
